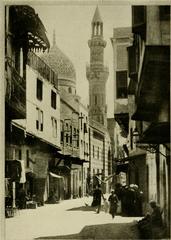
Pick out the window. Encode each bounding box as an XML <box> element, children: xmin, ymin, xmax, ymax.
<box><xmin>61</xmin><ymin>131</ymin><xmax>64</xmax><ymax>142</ymax></box>
<box><xmin>84</xmin><ymin>141</ymin><xmax>85</xmax><ymax>153</ymax></box>
<box><xmin>37</xmin><ymin>79</ymin><xmax>43</xmax><ymax>100</ymax></box>
<box><xmin>26</xmin><ymin>150</ymin><xmax>29</xmax><ymax>168</ymax></box>
<box><xmin>159</xmin><ymin>6</ymin><xmax>170</xmax><ymax>21</ymax></box>
<box><xmin>93</xmin><ymin>145</ymin><xmax>95</xmax><ymax>158</ymax></box>
<box><xmin>130</xmin><ymin>128</ymin><xmax>133</xmax><ymax>150</ymax></box>
<box><xmin>36</xmin><ymin>108</ymin><xmax>43</xmax><ymax>131</ymax></box>
<box><xmin>36</xmin><ymin>108</ymin><xmax>39</xmax><ymax>130</ymax></box>
<box><xmin>79</xmin><ymin>170</ymin><xmax>82</xmax><ymax>181</ymax></box>
<box><xmin>66</xmin><ymin>123</ymin><xmax>69</xmax><ymax>144</ymax></box>
<box><xmin>95</xmin><ymin>95</ymin><xmax>97</xmax><ymax>105</ymax></box>
<box><xmin>19</xmin><ymin>150</ymin><xmax>22</xmax><ymax>160</ymax></box>
<box><xmin>73</xmin><ymin>128</ymin><xmax>76</xmax><ymax>147</ymax></box>
<box><xmin>68</xmin><ymin>87</ymin><xmax>72</xmax><ymax>94</ymax></box>
<box><xmin>70</xmin><ymin>126</ymin><xmax>72</xmax><ymax>145</ymax></box>
<box><xmin>116</xmin><ymin>71</ymin><xmax>127</xmax><ymax>98</ymax></box>
<box><xmin>40</xmin><ymin>110</ymin><xmax>43</xmax><ymax>131</ymax></box>
<box><xmin>81</xmin><ymin>140</ymin><xmax>83</xmax><ymax>150</ymax></box>
<box><xmin>51</xmin><ymin>90</ymin><xmax>56</xmax><ymax>109</ymax></box>
<box><xmin>51</xmin><ymin>117</ymin><xmax>57</xmax><ymax>138</ymax></box>
<box><xmin>77</xmin><ymin>130</ymin><xmax>79</xmax><ymax>147</ymax></box>
<box><xmin>97</xmin><ymin>147</ymin><xmax>99</xmax><ymax>159</ymax></box>
<box><xmin>80</xmin><ymin>113</ymin><xmax>83</xmax><ymax>130</ymax></box>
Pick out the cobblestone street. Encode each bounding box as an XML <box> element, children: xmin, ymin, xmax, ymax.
<box><xmin>5</xmin><ymin>197</ymin><xmax>142</xmax><ymax>240</ymax></box>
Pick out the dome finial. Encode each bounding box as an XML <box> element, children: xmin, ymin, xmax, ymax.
<box><xmin>53</xmin><ymin>29</ymin><xmax>56</xmax><ymax>46</ymax></box>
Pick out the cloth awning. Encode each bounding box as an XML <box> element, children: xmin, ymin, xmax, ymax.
<box><xmin>49</xmin><ymin>172</ymin><xmax>63</xmax><ymax>179</ymax></box>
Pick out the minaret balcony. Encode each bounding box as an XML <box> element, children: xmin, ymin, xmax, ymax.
<box><xmin>86</xmin><ymin>64</ymin><xmax>109</xmax><ymax>81</ymax></box>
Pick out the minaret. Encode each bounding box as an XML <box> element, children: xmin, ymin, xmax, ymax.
<box><xmin>86</xmin><ymin>6</ymin><xmax>109</xmax><ymax>127</ymax></box>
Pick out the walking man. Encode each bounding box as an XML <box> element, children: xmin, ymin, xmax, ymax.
<box><xmin>108</xmin><ymin>190</ymin><xmax>119</xmax><ymax>218</ymax></box>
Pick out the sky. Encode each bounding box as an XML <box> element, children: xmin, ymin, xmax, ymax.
<box><xmin>33</xmin><ymin>3</ymin><xmax>132</xmax><ymax>117</ymax></box>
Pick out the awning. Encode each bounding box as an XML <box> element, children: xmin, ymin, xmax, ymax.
<box><xmin>138</xmin><ymin>122</ymin><xmax>170</xmax><ymax>144</ymax></box>
<box><xmin>114</xmin><ymin>113</ymin><xmax>129</xmax><ymax>137</ymax></box>
<box><xmin>70</xmin><ymin>156</ymin><xmax>89</xmax><ymax>164</ymax></box>
<box><xmin>49</xmin><ymin>172</ymin><xmax>63</xmax><ymax>179</ymax></box>
<box><xmin>116</xmin><ymin>162</ymin><xmax>129</xmax><ymax>174</ymax></box>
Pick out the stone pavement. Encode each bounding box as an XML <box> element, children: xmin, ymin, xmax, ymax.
<box><xmin>5</xmin><ymin>197</ymin><xmax>142</xmax><ymax>240</ymax></box>
<box><xmin>37</xmin><ymin>222</ymin><xmax>140</xmax><ymax>239</ymax></box>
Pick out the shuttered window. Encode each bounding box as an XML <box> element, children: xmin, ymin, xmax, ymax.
<box><xmin>116</xmin><ymin>71</ymin><xmax>128</xmax><ymax>98</ymax></box>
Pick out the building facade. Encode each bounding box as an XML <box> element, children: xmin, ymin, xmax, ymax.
<box><xmin>42</xmin><ymin>34</ymin><xmax>89</xmax><ymax>199</ymax></box>
<box><xmin>128</xmin><ymin>6</ymin><xmax>170</xmax><ymax>233</ymax></box>
<box><xmin>5</xmin><ymin>5</ymin><xmax>52</xmax><ymax>210</ymax></box>
<box><xmin>111</xmin><ymin>27</ymin><xmax>133</xmax><ymax>187</ymax></box>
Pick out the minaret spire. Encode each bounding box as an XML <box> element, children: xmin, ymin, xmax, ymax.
<box><xmin>91</xmin><ymin>6</ymin><xmax>103</xmax><ymax>37</ymax></box>
<box><xmin>53</xmin><ymin>29</ymin><xmax>56</xmax><ymax>46</ymax></box>
<box><xmin>92</xmin><ymin>6</ymin><xmax>102</xmax><ymax>23</ymax></box>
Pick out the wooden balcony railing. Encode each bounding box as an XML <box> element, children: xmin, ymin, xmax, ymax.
<box><xmin>27</xmin><ymin>51</ymin><xmax>58</xmax><ymax>89</ymax></box>
<box><xmin>5</xmin><ymin>57</ymin><xmax>26</xmax><ymax>118</ymax></box>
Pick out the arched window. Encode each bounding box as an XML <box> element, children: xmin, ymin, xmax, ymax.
<box><xmin>95</xmin><ymin>95</ymin><xmax>97</xmax><ymax>105</ymax></box>
<box><xmin>68</xmin><ymin>87</ymin><xmax>72</xmax><ymax>94</ymax></box>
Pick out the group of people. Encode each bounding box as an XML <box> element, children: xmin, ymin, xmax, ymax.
<box><xmin>90</xmin><ymin>184</ymin><xmax>165</xmax><ymax>238</ymax></box>
<box><xmin>91</xmin><ymin>185</ymin><xmax>119</xmax><ymax>218</ymax></box>
<box><xmin>91</xmin><ymin>183</ymin><xmax>144</xmax><ymax>218</ymax></box>
<box><xmin>115</xmin><ymin>183</ymin><xmax>143</xmax><ymax>216</ymax></box>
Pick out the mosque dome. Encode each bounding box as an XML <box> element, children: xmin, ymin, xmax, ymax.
<box><xmin>41</xmin><ymin>32</ymin><xmax>76</xmax><ymax>89</ymax></box>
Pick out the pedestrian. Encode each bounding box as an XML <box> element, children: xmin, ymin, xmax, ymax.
<box><xmin>95</xmin><ymin>185</ymin><xmax>103</xmax><ymax>214</ymax></box>
<box><xmin>137</xmin><ymin>200</ymin><xmax>164</xmax><ymax>239</ymax></box>
<box><xmin>91</xmin><ymin>185</ymin><xmax>102</xmax><ymax>213</ymax></box>
<box><xmin>149</xmin><ymin>200</ymin><xmax>164</xmax><ymax>238</ymax></box>
<box><xmin>18</xmin><ymin>188</ymin><xmax>26</xmax><ymax>209</ymax></box>
<box><xmin>103</xmin><ymin>198</ymin><xmax>109</xmax><ymax>213</ymax></box>
<box><xmin>108</xmin><ymin>190</ymin><xmax>119</xmax><ymax>218</ymax></box>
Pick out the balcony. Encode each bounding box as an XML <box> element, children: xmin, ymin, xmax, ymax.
<box><xmin>5</xmin><ymin>57</ymin><xmax>26</xmax><ymax>119</ymax></box>
<box><xmin>9</xmin><ymin>6</ymin><xmax>50</xmax><ymax>51</ymax></box>
<box><xmin>86</xmin><ymin>64</ymin><xmax>109</xmax><ymax>81</ymax></box>
<box><xmin>132</xmin><ymin>45</ymin><xmax>170</xmax><ymax>122</ymax></box>
<box><xmin>27</xmin><ymin>51</ymin><xmax>58</xmax><ymax>89</ymax></box>
<box><xmin>132</xmin><ymin>6</ymin><xmax>146</xmax><ymax>40</ymax></box>
<box><xmin>138</xmin><ymin>122</ymin><xmax>170</xmax><ymax>144</ymax></box>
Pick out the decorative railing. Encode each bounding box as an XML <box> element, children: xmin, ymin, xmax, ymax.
<box><xmin>5</xmin><ymin>56</ymin><xmax>26</xmax><ymax>118</ymax></box>
<box><xmin>27</xmin><ymin>51</ymin><xmax>58</xmax><ymax>89</ymax></box>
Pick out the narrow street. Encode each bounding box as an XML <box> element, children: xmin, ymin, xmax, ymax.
<box><xmin>5</xmin><ymin>197</ymin><xmax>142</xmax><ymax>240</ymax></box>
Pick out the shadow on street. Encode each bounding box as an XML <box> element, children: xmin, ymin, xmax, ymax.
<box><xmin>36</xmin><ymin>222</ymin><xmax>140</xmax><ymax>239</ymax></box>
<box><xmin>67</xmin><ymin>205</ymin><xmax>97</xmax><ymax>212</ymax></box>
